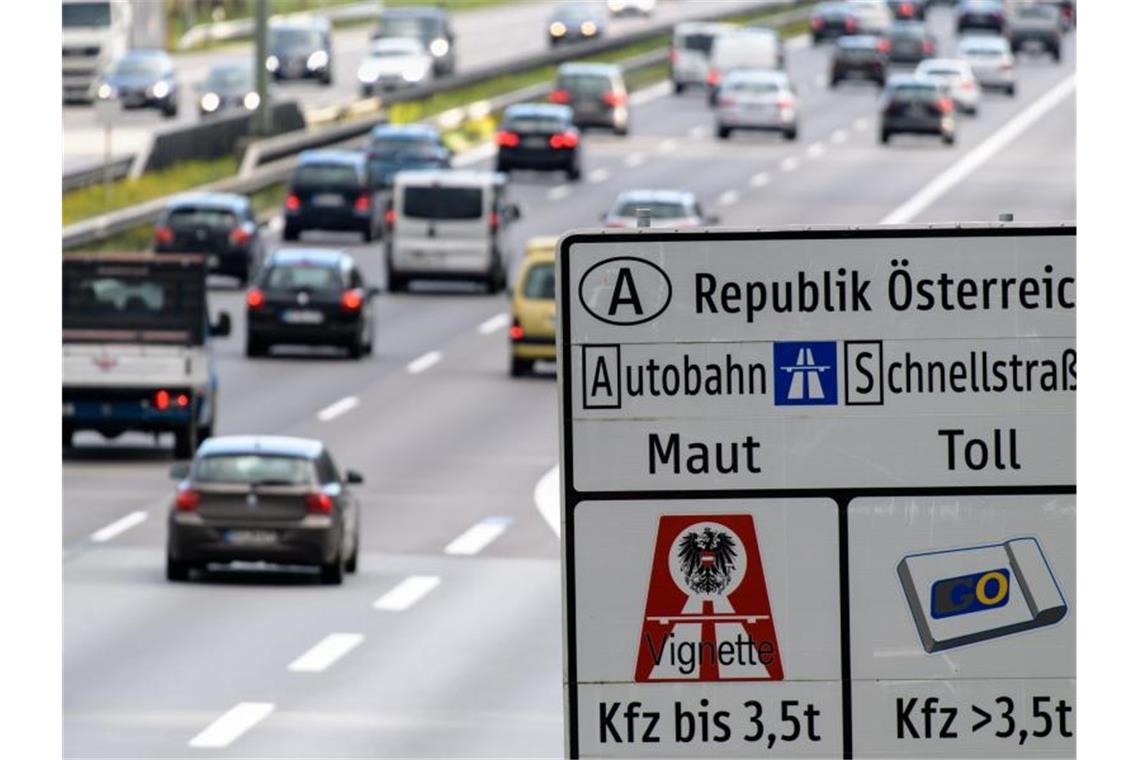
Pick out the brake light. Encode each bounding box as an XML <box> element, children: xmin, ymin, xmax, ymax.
<box><xmin>176</xmin><ymin>393</ymin><xmax>190</xmax><ymax>408</ymax></box>
<box><xmin>900</xmin><ymin>2</ymin><xmax>914</xmax><ymax>17</ymax></box>
<box><xmin>509</xmin><ymin>319</ymin><xmax>524</xmax><ymax>341</ymax></box>
<box><xmin>922</xmin><ymin>40</ymin><xmax>934</xmax><ymax>54</ymax></box>
<box><xmin>340</xmin><ymin>288</ymin><xmax>364</xmax><ymax>311</ymax></box>
<box><xmin>354</xmin><ymin>193</ymin><xmax>370</xmax><ymax>212</ymax></box>
<box><xmin>490</xmin><ymin>211</ymin><xmax>500</xmax><ymax>231</ymax></box>
<box><xmin>549</xmin><ymin>131</ymin><xmax>579</xmax><ymax>149</ymax></box>
<box><xmin>601</xmin><ymin>91</ymin><xmax>627</xmax><ymax>107</ymax></box>
<box><xmin>154</xmin><ymin>225</ymin><xmax>174</xmax><ymax>245</ymax></box>
<box><xmin>384</xmin><ymin>207</ymin><xmax>395</xmax><ymax>226</ymax></box>
<box><xmin>306</xmin><ymin>492</ymin><xmax>333</xmax><ymax>514</ymax></box>
<box><xmin>961</xmin><ymin>80</ymin><xmax>975</xmax><ymax>90</ymax></box>
<box><xmin>706</xmin><ymin>69</ymin><xmax>721</xmax><ymax>86</ymax></box>
<box><xmin>939</xmin><ymin>97</ymin><xmax>953</xmax><ymax>114</ymax></box>
<box><xmin>777</xmin><ymin>97</ymin><xmax>794</xmax><ymax>110</ymax></box>
<box><xmin>229</xmin><ymin>226</ymin><xmax>252</xmax><ymax>246</ymax></box>
<box><xmin>495</xmin><ymin>130</ymin><xmax>520</xmax><ymax>148</ymax></box>
<box><xmin>175</xmin><ymin>487</ymin><xmax>199</xmax><ymax>511</ymax></box>
<box><xmin>548</xmin><ymin>88</ymin><xmax>570</xmax><ymax>104</ymax></box>
<box><xmin>668</xmin><ymin>46</ymin><xmax>678</xmax><ymax>64</ymax></box>
<box><xmin>811</xmin><ymin>15</ymin><xmax>823</xmax><ymax>30</ymax></box>
<box><xmin>1000</xmin><ymin>62</ymin><xmax>1013</xmax><ymax>71</ymax></box>
<box><xmin>246</xmin><ymin>287</ymin><xmax>265</xmax><ymax>309</ymax></box>
<box><xmin>285</xmin><ymin>193</ymin><xmax>301</xmax><ymax>211</ymax></box>
<box><xmin>877</xmin><ymin>38</ymin><xmax>891</xmax><ymax>53</ymax></box>
<box><xmin>154</xmin><ymin>390</ymin><xmax>170</xmax><ymax>411</ymax></box>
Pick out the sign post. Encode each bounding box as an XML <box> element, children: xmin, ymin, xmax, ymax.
<box><xmin>557</xmin><ymin>225</ymin><xmax>1075</xmax><ymax>758</ymax></box>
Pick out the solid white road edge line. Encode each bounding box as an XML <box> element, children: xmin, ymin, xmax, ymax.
<box><xmin>316</xmin><ymin>395</ymin><xmax>359</xmax><ymax>422</ymax></box>
<box><xmin>534</xmin><ymin>465</ymin><xmax>560</xmax><ymax>538</ymax></box>
<box><xmin>477</xmin><ymin>313</ymin><xmax>510</xmax><ymax>335</ymax></box>
<box><xmin>749</xmin><ymin>172</ymin><xmax>771</xmax><ymax>188</ymax></box>
<box><xmin>188</xmin><ymin>702</ymin><xmax>275</xmax><ymax>749</ymax></box>
<box><xmin>444</xmin><ymin>516</ymin><xmax>513</xmax><ymax>556</ymax></box>
<box><xmin>880</xmin><ymin>74</ymin><xmax>1076</xmax><ymax>225</ymax></box>
<box><xmin>406</xmin><ymin>350</ymin><xmax>441</xmax><ymax>374</ymax></box>
<box><xmin>90</xmin><ymin>511</ymin><xmax>147</xmax><ymax>543</ymax></box>
<box><xmin>373</xmin><ymin>575</ymin><xmax>441</xmax><ymax>611</ymax></box>
<box><xmin>287</xmin><ymin>633</ymin><xmax>364</xmax><ymax>673</ymax></box>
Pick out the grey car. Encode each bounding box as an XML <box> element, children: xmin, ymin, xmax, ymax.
<box><xmin>97</xmin><ymin>49</ymin><xmax>178</xmax><ymax>118</ymax></box>
<box><xmin>166</xmin><ymin>436</ymin><xmax>363</xmax><ymax>584</ymax></box>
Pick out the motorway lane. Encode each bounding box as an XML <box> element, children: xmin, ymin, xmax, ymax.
<box><xmin>63</xmin><ymin>6</ymin><xmax>1076</xmax><ymax>757</ymax></box>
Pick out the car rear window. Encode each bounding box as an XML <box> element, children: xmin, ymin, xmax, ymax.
<box><xmin>725</xmin><ymin>79</ymin><xmax>781</xmax><ymax>94</ymax></box>
<box><xmin>194</xmin><ymin>454</ymin><xmax>315</xmax><ymax>485</ymax></box>
<box><xmin>504</xmin><ymin>114</ymin><xmax>567</xmax><ymax>133</ymax></box>
<box><xmin>370</xmin><ymin>138</ymin><xmax>438</xmax><ymax>157</ymax></box>
<box><xmin>615</xmin><ymin>201</ymin><xmax>688</xmax><ymax>218</ymax></box>
<box><xmin>266</xmin><ymin>265</ymin><xmax>344</xmax><ymax>291</ymax></box>
<box><xmin>889</xmin><ymin>83</ymin><xmax>938</xmax><ymax>100</ymax></box>
<box><xmin>402</xmin><ymin>186</ymin><xmax>483</xmax><ymax>219</ymax></box>
<box><xmin>167</xmin><ymin>207</ymin><xmax>238</xmax><ymax>228</ymax></box>
<box><xmin>559</xmin><ymin>73</ymin><xmax>610</xmax><ymax>96</ymax></box>
<box><xmin>523</xmin><ymin>262</ymin><xmax>555</xmax><ymax>299</ymax></box>
<box><xmin>680</xmin><ymin>33</ymin><xmax>715</xmax><ymax>53</ymax></box>
<box><xmin>293</xmin><ymin>164</ymin><xmax>361</xmax><ymax>188</ymax></box>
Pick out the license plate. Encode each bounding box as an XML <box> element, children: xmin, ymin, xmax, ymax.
<box><xmin>225</xmin><ymin>529</ymin><xmax>277</xmax><ymax>545</ymax></box>
<box><xmin>313</xmin><ymin>194</ymin><xmax>344</xmax><ymax>208</ymax></box>
<box><xmin>523</xmin><ymin>137</ymin><xmax>548</xmax><ymax>149</ymax></box>
<box><xmin>282</xmin><ymin>309</ymin><xmax>324</xmax><ymax>324</ymax></box>
<box><xmin>207</xmin><ymin>255</ymin><xmax>220</xmax><ymax>268</ymax></box>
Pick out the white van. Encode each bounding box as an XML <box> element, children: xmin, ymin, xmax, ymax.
<box><xmin>707</xmin><ymin>28</ymin><xmax>785</xmax><ymax>104</ymax></box>
<box><xmin>385</xmin><ymin>170</ymin><xmax>520</xmax><ymax>293</ymax></box>
<box><xmin>670</xmin><ymin>22</ymin><xmax>734</xmax><ymax>93</ymax></box>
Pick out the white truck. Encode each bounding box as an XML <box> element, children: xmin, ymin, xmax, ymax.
<box><xmin>63</xmin><ymin>0</ymin><xmax>165</xmax><ymax>102</ymax></box>
<box><xmin>62</xmin><ymin>253</ymin><xmax>231</xmax><ymax>458</ymax></box>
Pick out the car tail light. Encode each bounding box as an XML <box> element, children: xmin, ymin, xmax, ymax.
<box><xmin>494</xmin><ymin>130</ymin><xmax>520</xmax><ymax>148</ymax></box>
<box><xmin>1000</xmin><ymin>61</ymin><xmax>1013</xmax><ymax>71</ymax></box>
<box><xmin>229</xmin><ymin>226</ymin><xmax>252</xmax><ymax>246</ymax></box>
<box><xmin>175</xmin><ymin>487</ymin><xmax>199</xmax><ymax>512</ymax></box>
<box><xmin>777</xmin><ymin>97</ymin><xmax>794</xmax><ymax>110</ymax></box>
<box><xmin>509</xmin><ymin>319</ymin><xmax>524</xmax><ymax>341</ymax></box>
<box><xmin>668</xmin><ymin>45</ymin><xmax>678</xmax><ymax>64</ymax></box>
<box><xmin>549</xmin><ymin>131</ymin><xmax>579</xmax><ymax>149</ymax></box>
<box><xmin>154</xmin><ymin>225</ymin><xmax>174</xmax><ymax>245</ymax></box>
<box><xmin>601</xmin><ymin>91</ymin><xmax>627</xmax><ymax>107</ymax></box>
<box><xmin>900</xmin><ymin>2</ymin><xmax>914</xmax><ymax>17</ymax></box>
<box><xmin>154</xmin><ymin>390</ymin><xmax>170</xmax><ymax>410</ymax></box>
<box><xmin>489</xmin><ymin>211</ymin><xmax>501</xmax><ymax>231</ymax></box>
<box><xmin>384</xmin><ymin>207</ymin><xmax>395</xmax><ymax>227</ymax></box>
<box><xmin>548</xmin><ymin>88</ymin><xmax>570</xmax><ymax>104</ymax></box>
<box><xmin>877</xmin><ymin>38</ymin><xmax>891</xmax><ymax>53</ymax></box>
<box><xmin>845</xmin><ymin>16</ymin><xmax>857</xmax><ymax>32</ymax></box>
<box><xmin>354</xmin><ymin>193</ymin><xmax>370</xmax><ymax>212</ymax></box>
<box><xmin>246</xmin><ymin>287</ymin><xmax>265</xmax><ymax>309</ymax></box>
<box><xmin>961</xmin><ymin>79</ymin><xmax>975</xmax><ymax>90</ymax></box>
<box><xmin>285</xmin><ymin>193</ymin><xmax>301</xmax><ymax>211</ymax></box>
<box><xmin>176</xmin><ymin>393</ymin><xmax>190</xmax><ymax>408</ymax></box>
<box><xmin>939</xmin><ymin>97</ymin><xmax>953</xmax><ymax>114</ymax></box>
<box><xmin>306</xmin><ymin>492</ymin><xmax>333</xmax><ymax>514</ymax></box>
<box><xmin>922</xmin><ymin>40</ymin><xmax>934</xmax><ymax>54</ymax></box>
<box><xmin>706</xmin><ymin>69</ymin><xmax>721</xmax><ymax>86</ymax></box>
<box><xmin>340</xmin><ymin>288</ymin><xmax>364</xmax><ymax>311</ymax></box>
<box><xmin>811</xmin><ymin>15</ymin><xmax>823</xmax><ymax>30</ymax></box>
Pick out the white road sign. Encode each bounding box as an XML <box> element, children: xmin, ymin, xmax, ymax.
<box><xmin>557</xmin><ymin>226</ymin><xmax>1075</xmax><ymax>759</ymax></box>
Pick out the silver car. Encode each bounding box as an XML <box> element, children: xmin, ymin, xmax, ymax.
<box><xmin>956</xmin><ymin>35</ymin><xmax>1017</xmax><ymax>97</ymax></box>
<box><xmin>601</xmin><ymin>189</ymin><xmax>717</xmax><ymax>229</ymax></box>
<box><xmin>915</xmin><ymin>58</ymin><xmax>981</xmax><ymax>116</ymax></box>
<box><xmin>714</xmin><ymin>69</ymin><xmax>799</xmax><ymax>141</ymax></box>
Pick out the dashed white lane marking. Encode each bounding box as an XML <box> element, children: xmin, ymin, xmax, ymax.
<box><xmin>477</xmin><ymin>313</ymin><xmax>510</xmax><ymax>335</ymax></box>
<box><xmin>316</xmin><ymin>395</ymin><xmax>359</xmax><ymax>422</ymax></box>
<box><xmin>267</xmin><ymin>216</ymin><xmax>284</xmax><ymax>233</ymax></box>
<box><xmin>881</xmin><ymin>74</ymin><xmax>1076</xmax><ymax>225</ymax></box>
<box><xmin>188</xmin><ymin>703</ymin><xmax>275</xmax><ymax>749</ymax></box>
<box><xmin>658</xmin><ymin>138</ymin><xmax>678</xmax><ymax>153</ymax></box>
<box><xmin>90</xmin><ymin>511</ymin><xmax>147</xmax><ymax>543</ymax></box>
<box><xmin>780</xmin><ymin>156</ymin><xmax>800</xmax><ymax>172</ymax></box>
<box><xmin>854</xmin><ymin>117</ymin><xmax>871</xmax><ymax>131</ymax></box>
<box><xmin>630</xmin><ymin>80</ymin><xmax>671</xmax><ymax>106</ymax></box>
<box><xmin>547</xmin><ymin>184</ymin><xmax>571</xmax><ymax>201</ymax></box>
<box><xmin>807</xmin><ymin>142</ymin><xmax>826</xmax><ymax>159</ymax></box>
<box><xmin>287</xmin><ymin>633</ymin><xmax>364</xmax><ymax>673</ymax></box>
<box><xmin>406</xmin><ymin>350</ymin><xmax>441</xmax><ymax>374</ymax></box>
<box><xmin>452</xmin><ymin>142</ymin><xmax>497</xmax><ymax>167</ymax></box>
<box><xmin>749</xmin><ymin>172</ymin><xmax>771</xmax><ymax>188</ymax></box>
<box><xmin>624</xmin><ymin>152</ymin><xmax>645</xmax><ymax>167</ymax></box>
<box><xmin>534</xmin><ymin>466</ymin><xmax>561</xmax><ymax>537</ymax></box>
<box><xmin>717</xmin><ymin>189</ymin><xmax>740</xmax><ymax>207</ymax></box>
<box><xmin>587</xmin><ymin>167</ymin><xmax>610</xmax><ymax>183</ymax></box>
<box><xmin>831</xmin><ymin>129</ymin><xmax>849</xmax><ymax>145</ymax></box>
<box><xmin>373</xmin><ymin>575</ymin><xmax>441</xmax><ymax>611</ymax></box>
<box><xmin>688</xmin><ymin>125</ymin><xmax>708</xmax><ymax>139</ymax></box>
<box><xmin>444</xmin><ymin>516</ymin><xmax>513</xmax><ymax>556</ymax></box>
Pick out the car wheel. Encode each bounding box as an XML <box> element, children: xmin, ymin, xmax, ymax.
<box><xmin>361</xmin><ymin>225</ymin><xmax>373</xmax><ymax>243</ymax></box>
<box><xmin>283</xmin><ymin>224</ymin><xmax>300</xmax><ymax>242</ymax></box>
<box><xmin>173</xmin><ymin>421</ymin><xmax>198</xmax><ymax>459</ymax></box>
<box><xmin>346</xmin><ymin>541</ymin><xmax>358</xmax><ymax>573</ymax></box>
<box><xmin>510</xmin><ymin>356</ymin><xmax>534</xmax><ymax>377</ymax></box>
<box><xmin>716</xmin><ymin>125</ymin><xmax>731</xmax><ymax>140</ymax></box>
<box><xmin>673</xmin><ymin>81</ymin><xmax>685</xmax><ymax>95</ymax></box>
<box><xmin>942</xmin><ymin>132</ymin><xmax>956</xmax><ymax>147</ymax></box>
<box><xmin>829</xmin><ymin>77</ymin><xmax>839</xmax><ymax>89</ymax></box>
<box><xmin>614</xmin><ymin>124</ymin><xmax>629</xmax><ymax>137</ymax></box>
<box><xmin>166</xmin><ymin>554</ymin><xmax>192</xmax><ymax>582</ymax></box>
<box><xmin>63</xmin><ymin>425</ymin><xmax>74</xmax><ymax>450</ymax></box>
<box><xmin>567</xmin><ymin>163</ymin><xmax>581</xmax><ymax>181</ymax></box>
<box><xmin>320</xmin><ymin>553</ymin><xmax>345</xmax><ymax>585</ymax></box>
<box><xmin>880</xmin><ymin>129</ymin><xmax>890</xmax><ymax>145</ymax></box>
<box><xmin>163</xmin><ymin>103</ymin><xmax>178</xmax><ymax>119</ymax></box>
<box><xmin>1051</xmin><ymin>47</ymin><xmax>1062</xmax><ymax>63</ymax></box>
<box><xmin>347</xmin><ymin>332</ymin><xmax>364</xmax><ymax>360</ymax></box>
<box><xmin>783</xmin><ymin>127</ymin><xmax>798</xmax><ymax>141</ymax></box>
<box><xmin>1007</xmin><ymin>84</ymin><xmax>1017</xmax><ymax>97</ymax></box>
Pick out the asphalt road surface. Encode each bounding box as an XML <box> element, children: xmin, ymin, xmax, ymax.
<box><xmin>62</xmin><ymin>5</ymin><xmax>1076</xmax><ymax>757</ymax></box>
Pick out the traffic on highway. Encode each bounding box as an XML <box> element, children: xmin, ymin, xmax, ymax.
<box><xmin>58</xmin><ymin>0</ymin><xmax>1078</xmax><ymax>757</ymax></box>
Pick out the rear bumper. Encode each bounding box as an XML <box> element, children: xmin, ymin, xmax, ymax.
<box><xmin>286</xmin><ymin>209</ymin><xmax>371</xmax><ymax>232</ymax></box>
<box><xmin>512</xmin><ymin>337</ymin><xmax>556</xmax><ymax>360</ymax></box>
<box><xmin>497</xmin><ymin>148</ymin><xmax>576</xmax><ymax>170</ymax></box>
<box><xmin>63</xmin><ymin>387</ymin><xmax>197</xmax><ymax>435</ymax></box>
<box><xmin>882</xmin><ymin>116</ymin><xmax>951</xmax><ymax>135</ymax></box>
<box><xmin>168</xmin><ymin>513</ymin><xmax>340</xmax><ymax>566</ymax></box>
<box><xmin>248</xmin><ymin>320</ymin><xmax>360</xmax><ymax>345</ymax></box>
<box><xmin>717</xmin><ymin>107</ymin><xmax>796</xmax><ymax>130</ymax></box>
<box><xmin>833</xmin><ymin>63</ymin><xmax>886</xmax><ymax>81</ymax></box>
<box><xmin>155</xmin><ymin>245</ymin><xmax>251</xmax><ymax>273</ymax></box>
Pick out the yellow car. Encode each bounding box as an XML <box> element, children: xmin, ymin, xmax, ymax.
<box><xmin>509</xmin><ymin>236</ymin><xmax>557</xmax><ymax>376</ymax></box>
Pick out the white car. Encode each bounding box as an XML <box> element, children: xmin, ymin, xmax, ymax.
<box><xmin>915</xmin><ymin>58</ymin><xmax>981</xmax><ymax>115</ymax></box>
<box><xmin>357</xmin><ymin>37</ymin><xmax>433</xmax><ymax>96</ymax></box>
<box><xmin>847</xmin><ymin>0</ymin><xmax>893</xmax><ymax>34</ymax></box>
<box><xmin>714</xmin><ymin>69</ymin><xmax>799</xmax><ymax>140</ymax></box>
<box><xmin>670</xmin><ymin>22</ymin><xmax>734</xmax><ymax>94</ymax></box>
<box><xmin>601</xmin><ymin>190</ymin><xmax>717</xmax><ymax>229</ymax></box>
<box><xmin>956</xmin><ymin>35</ymin><xmax>1017</xmax><ymax>97</ymax></box>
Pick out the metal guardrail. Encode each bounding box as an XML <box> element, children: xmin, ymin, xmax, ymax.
<box><xmin>62</xmin><ymin>2</ymin><xmax>813</xmax><ymax>249</ymax></box>
<box><xmin>62</xmin><ymin>157</ymin><xmax>135</xmax><ymax>193</ymax></box>
<box><xmin>176</xmin><ymin>0</ymin><xmax>382</xmax><ymax>51</ymax></box>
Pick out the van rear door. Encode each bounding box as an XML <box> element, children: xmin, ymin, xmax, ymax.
<box><xmin>394</xmin><ymin>183</ymin><xmax>491</xmax><ymax>273</ymax></box>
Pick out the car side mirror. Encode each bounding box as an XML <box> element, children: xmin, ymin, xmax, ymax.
<box><xmin>169</xmin><ymin>463</ymin><xmax>190</xmax><ymax>480</ymax></box>
<box><xmin>505</xmin><ymin>203</ymin><xmax>521</xmax><ymax>222</ymax></box>
<box><xmin>211</xmin><ymin>311</ymin><xmax>232</xmax><ymax>338</ymax></box>
<box><xmin>345</xmin><ymin>469</ymin><xmax>364</xmax><ymax>484</ymax></box>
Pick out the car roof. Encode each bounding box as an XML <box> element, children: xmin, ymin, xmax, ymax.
<box><xmin>196</xmin><ymin>435</ymin><xmax>325</xmax><ymax>459</ymax></box>
<box><xmin>371</xmin><ymin>123</ymin><xmax>441</xmax><ymax>140</ymax></box>
<box><xmin>613</xmin><ymin>189</ymin><xmax>697</xmax><ymax>206</ymax></box>
<box><xmin>524</xmin><ymin>237</ymin><xmax>558</xmax><ymax>258</ymax></box>
<box><xmin>675</xmin><ymin>21</ymin><xmax>734</xmax><ymax>35</ymax></box>
<box><xmin>298</xmin><ymin>149</ymin><xmax>366</xmax><ymax>167</ymax></box>
<box><xmin>381</xmin><ymin>7</ymin><xmax>447</xmax><ymax>20</ymax></box>
<box><xmin>558</xmin><ymin>62</ymin><xmax>620</xmax><ymax>76</ymax></box>
<box><xmin>724</xmin><ymin>68</ymin><xmax>789</xmax><ymax>83</ymax></box>
<box><xmin>267</xmin><ymin>248</ymin><xmax>352</xmax><ymax>267</ymax></box>
<box><xmin>395</xmin><ymin>169</ymin><xmax>504</xmax><ymax>187</ymax></box>
<box><xmin>166</xmin><ymin>192</ymin><xmax>249</xmax><ymax>212</ymax></box>
<box><xmin>504</xmin><ymin>103</ymin><xmax>573</xmax><ymax>120</ymax></box>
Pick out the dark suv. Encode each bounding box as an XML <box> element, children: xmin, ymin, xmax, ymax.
<box><xmin>165</xmin><ymin>435</ymin><xmax>363</xmax><ymax>584</ymax></box>
<box><xmin>371</xmin><ymin>7</ymin><xmax>456</xmax><ymax>76</ymax></box>
<box><xmin>366</xmin><ymin>124</ymin><xmax>452</xmax><ymax>192</ymax></box>
<box><xmin>879</xmin><ymin>75</ymin><xmax>956</xmax><ymax>146</ymax></box>
<box><xmin>268</xmin><ymin>18</ymin><xmax>333</xmax><ymax>85</ymax></box>
<box><xmin>830</xmin><ymin>35</ymin><xmax>888</xmax><ymax>87</ymax></box>
<box><xmin>154</xmin><ymin>193</ymin><xmax>265</xmax><ymax>284</ymax></box>
<box><xmin>284</xmin><ymin>151</ymin><xmax>383</xmax><ymax>242</ymax></box>
<box><xmin>811</xmin><ymin>2</ymin><xmax>857</xmax><ymax>44</ymax></box>
<box><xmin>495</xmin><ymin>103</ymin><xmax>582</xmax><ymax>180</ymax></box>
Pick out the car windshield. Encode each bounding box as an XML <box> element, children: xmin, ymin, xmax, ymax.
<box><xmin>505</xmin><ymin>114</ymin><xmax>567</xmax><ymax>133</ymax></box>
<box><xmin>194</xmin><ymin>454</ymin><xmax>315</xmax><ymax>485</ymax></box>
<box><xmin>615</xmin><ymin>201</ymin><xmax>689</xmax><ymax>218</ymax></box>
<box><xmin>167</xmin><ymin>207</ymin><xmax>238</xmax><ymax>228</ymax></box>
<box><xmin>113</xmin><ymin>56</ymin><xmax>164</xmax><ymax>76</ymax></box>
<box><xmin>523</xmin><ymin>262</ymin><xmax>556</xmax><ymax>300</ymax></box>
<box><xmin>377</xmin><ymin>16</ymin><xmax>440</xmax><ymax>39</ymax></box>
<box><xmin>559</xmin><ymin>73</ymin><xmax>610</xmax><ymax>96</ymax></box>
<box><xmin>402</xmin><ymin>187</ymin><xmax>483</xmax><ymax>219</ymax></box>
<box><xmin>294</xmin><ymin>164</ymin><xmax>361</xmax><ymax>188</ymax></box>
<box><xmin>680</xmin><ymin>33</ymin><xmax>716</xmax><ymax>53</ymax></box>
<box><xmin>207</xmin><ymin>66</ymin><xmax>251</xmax><ymax>91</ymax></box>
<box><xmin>266</xmin><ymin>265</ymin><xmax>344</xmax><ymax>291</ymax></box>
<box><xmin>63</xmin><ymin>2</ymin><xmax>110</xmax><ymax>27</ymax></box>
<box><xmin>272</xmin><ymin>28</ymin><xmax>322</xmax><ymax>49</ymax></box>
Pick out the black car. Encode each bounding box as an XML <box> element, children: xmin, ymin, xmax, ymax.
<box><xmin>879</xmin><ymin>75</ymin><xmax>956</xmax><ymax>145</ymax></box>
<box><xmin>1007</xmin><ymin>3</ymin><xmax>1063</xmax><ymax>61</ymax></box>
<box><xmin>153</xmin><ymin>193</ymin><xmax>265</xmax><ymax>284</ymax></box>
<box><xmin>198</xmin><ymin>61</ymin><xmax>264</xmax><ymax>117</ymax></box>
<box><xmin>245</xmin><ymin>248</ymin><xmax>377</xmax><ymax>358</ymax></box>
<box><xmin>886</xmin><ymin>0</ymin><xmax>927</xmax><ymax>20</ymax></box>
<box><xmin>495</xmin><ymin>104</ymin><xmax>582</xmax><ymax>181</ymax></box>
<box><xmin>548</xmin><ymin>3</ymin><xmax>606</xmax><ymax>47</ymax></box>
<box><xmin>811</xmin><ymin>2</ymin><xmax>857</xmax><ymax>44</ymax></box>
<box><xmin>267</xmin><ymin>18</ymin><xmax>333</xmax><ymax>85</ymax></box>
<box><xmin>165</xmin><ymin>435</ymin><xmax>363</xmax><ymax>584</ymax></box>
<box><xmin>366</xmin><ymin>124</ymin><xmax>452</xmax><ymax>192</ymax></box>
<box><xmin>371</xmin><ymin>7</ymin><xmax>456</xmax><ymax>76</ymax></box>
<box><xmin>830</xmin><ymin>35</ymin><xmax>889</xmax><ymax>87</ymax></box>
<box><xmin>881</xmin><ymin>21</ymin><xmax>936</xmax><ymax>64</ymax></box>
<box><xmin>284</xmin><ymin>151</ymin><xmax>383</xmax><ymax>242</ymax></box>
<box><xmin>956</xmin><ymin>0</ymin><xmax>1005</xmax><ymax>35</ymax></box>
<box><xmin>97</xmin><ymin>49</ymin><xmax>178</xmax><ymax>118</ymax></box>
